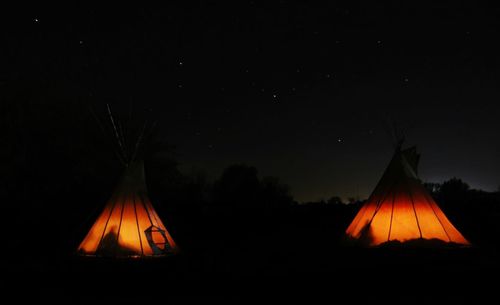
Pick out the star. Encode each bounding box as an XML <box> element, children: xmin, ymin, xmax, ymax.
<box><xmin>178</xmin><ymin>84</ymin><xmax>183</xmax><ymax>88</ymax></box>
<box><xmin>34</xmin><ymin>18</ymin><xmax>39</xmax><ymax>23</ymax></box>
<box><xmin>377</xmin><ymin>40</ymin><xmax>382</xmax><ymax>44</ymax></box>
<box><xmin>79</xmin><ymin>40</ymin><xmax>84</xmax><ymax>45</ymax></box>
<box><xmin>403</xmin><ymin>77</ymin><xmax>409</xmax><ymax>83</ymax></box>
<box><xmin>273</xmin><ymin>94</ymin><xmax>277</xmax><ymax>98</ymax></box>
<box><xmin>337</xmin><ymin>138</ymin><xmax>343</xmax><ymax>143</ymax></box>
<box><xmin>179</xmin><ymin>61</ymin><xmax>183</xmax><ymax>66</ymax></box>
<box><xmin>326</xmin><ymin>74</ymin><xmax>331</xmax><ymax>78</ymax></box>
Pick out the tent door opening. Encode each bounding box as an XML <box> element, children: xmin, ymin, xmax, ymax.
<box><xmin>144</xmin><ymin>225</ymin><xmax>171</xmax><ymax>255</ymax></box>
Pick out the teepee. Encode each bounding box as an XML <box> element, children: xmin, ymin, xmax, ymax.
<box><xmin>345</xmin><ymin>144</ymin><xmax>469</xmax><ymax>247</ymax></box>
<box><xmin>77</xmin><ymin>105</ymin><xmax>178</xmax><ymax>257</ymax></box>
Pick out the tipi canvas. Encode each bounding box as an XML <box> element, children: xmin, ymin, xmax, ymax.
<box><xmin>78</xmin><ymin>161</ymin><xmax>177</xmax><ymax>257</ymax></box>
<box><xmin>346</xmin><ymin>145</ymin><xmax>470</xmax><ymax>247</ymax></box>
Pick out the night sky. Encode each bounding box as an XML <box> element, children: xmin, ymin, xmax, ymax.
<box><xmin>4</xmin><ymin>2</ymin><xmax>500</xmax><ymax>202</ymax></box>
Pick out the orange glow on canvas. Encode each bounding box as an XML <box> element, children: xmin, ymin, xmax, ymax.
<box><xmin>78</xmin><ymin>162</ymin><xmax>178</xmax><ymax>257</ymax></box>
<box><xmin>345</xmin><ymin>147</ymin><xmax>470</xmax><ymax>246</ymax></box>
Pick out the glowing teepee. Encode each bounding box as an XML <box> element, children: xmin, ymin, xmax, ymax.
<box><xmin>78</xmin><ymin>161</ymin><xmax>177</xmax><ymax>257</ymax></box>
<box><xmin>346</xmin><ymin>145</ymin><xmax>470</xmax><ymax>247</ymax></box>
<box><xmin>78</xmin><ymin>105</ymin><xmax>177</xmax><ymax>257</ymax></box>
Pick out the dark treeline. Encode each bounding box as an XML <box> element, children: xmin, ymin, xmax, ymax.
<box><xmin>425</xmin><ymin>179</ymin><xmax>500</xmax><ymax>249</ymax></box>
<box><xmin>1</xmin><ymin>81</ymin><xmax>500</xmax><ymax>273</ymax></box>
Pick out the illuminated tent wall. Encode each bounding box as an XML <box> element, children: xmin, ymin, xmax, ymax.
<box><xmin>346</xmin><ymin>146</ymin><xmax>470</xmax><ymax>247</ymax></box>
<box><xmin>78</xmin><ymin>105</ymin><xmax>177</xmax><ymax>257</ymax></box>
<box><xmin>78</xmin><ymin>161</ymin><xmax>177</xmax><ymax>257</ymax></box>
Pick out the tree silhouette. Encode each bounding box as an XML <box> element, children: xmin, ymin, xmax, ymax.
<box><xmin>327</xmin><ymin>196</ymin><xmax>344</xmax><ymax>205</ymax></box>
<box><xmin>212</xmin><ymin>164</ymin><xmax>293</xmax><ymax>209</ymax></box>
<box><xmin>260</xmin><ymin>176</ymin><xmax>294</xmax><ymax>208</ymax></box>
<box><xmin>438</xmin><ymin>178</ymin><xmax>470</xmax><ymax>206</ymax></box>
<box><xmin>347</xmin><ymin>197</ymin><xmax>357</xmax><ymax>204</ymax></box>
<box><xmin>212</xmin><ymin>164</ymin><xmax>260</xmax><ymax>207</ymax></box>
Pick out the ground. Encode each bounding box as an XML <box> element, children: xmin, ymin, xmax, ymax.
<box><xmin>4</xmin><ymin>231</ymin><xmax>498</xmax><ymax>304</ymax></box>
